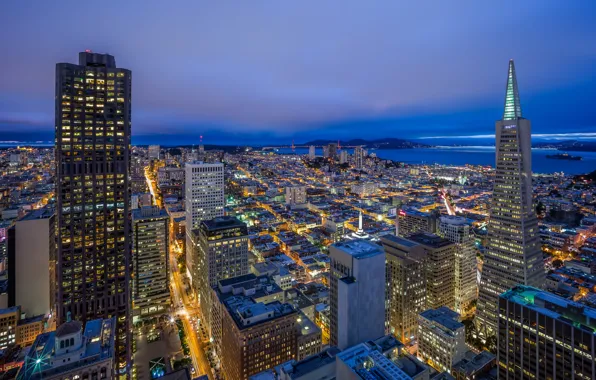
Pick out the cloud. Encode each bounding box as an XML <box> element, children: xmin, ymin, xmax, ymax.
<box><xmin>420</xmin><ymin>132</ymin><xmax>596</xmax><ymax>141</ymax></box>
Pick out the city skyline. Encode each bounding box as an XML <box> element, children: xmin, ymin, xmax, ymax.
<box><xmin>1</xmin><ymin>2</ymin><xmax>595</xmax><ymax>145</ymax></box>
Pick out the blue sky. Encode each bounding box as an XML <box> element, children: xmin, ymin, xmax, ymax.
<box><xmin>0</xmin><ymin>1</ymin><xmax>595</xmax><ymax>145</ymax></box>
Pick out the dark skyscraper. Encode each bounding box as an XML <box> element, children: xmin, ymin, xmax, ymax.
<box><xmin>55</xmin><ymin>51</ymin><xmax>132</xmax><ymax>375</ymax></box>
<box><xmin>476</xmin><ymin>60</ymin><xmax>545</xmax><ymax>336</ymax></box>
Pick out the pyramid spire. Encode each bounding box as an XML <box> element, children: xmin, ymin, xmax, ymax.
<box><xmin>503</xmin><ymin>59</ymin><xmax>522</xmax><ymax>120</ymax></box>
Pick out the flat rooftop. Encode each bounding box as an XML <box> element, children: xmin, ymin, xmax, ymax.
<box><xmin>332</xmin><ymin>239</ymin><xmax>383</xmax><ymax>259</ymax></box>
<box><xmin>408</xmin><ymin>232</ymin><xmax>453</xmax><ymax>249</ymax></box>
<box><xmin>382</xmin><ymin>234</ymin><xmax>420</xmax><ymax>248</ymax></box>
<box><xmin>420</xmin><ymin>306</ymin><xmax>464</xmax><ymax>332</ymax></box>
<box><xmin>201</xmin><ymin>216</ymin><xmax>246</xmax><ymax>231</ymax></box>
<box><xmin>501</xmin><ymin>285</ymin><xmax>596</xmax><ymax>331</ymax></box>
<box><xmin>281</xmin><ymin>347</ymin><xmax>340</xmax><ymax>378</ymax></box>
<box><xmin>19</xmin><ymin>207</ymin><xmax>54</xmax><ymax>221</ymax></box>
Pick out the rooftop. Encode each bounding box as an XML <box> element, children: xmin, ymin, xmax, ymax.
<box><xmin>381</xmin><ymin>234</ymin><xmax>420</xmax><ymax>248</ymax></box>
<box><xmin>201</xmin><ymin>216</ymin><xmax>247</xmax><ymax>231</ymax></box>
<box><xmin>332</xmin><ymin>239</ymin><xmax>383</xmax><ymax>260</ymax></box>
<box><xmin>337</xmin><ymin>344</ymin><xmax>412</xmax><ymax>379</ymax></box>
<box><xmin>501</xmin><ymin>285</ymin><xmax>596</xmax><ymax>332</ymax></box>
<box><xmin>19</xmin><ymin>207</ymin><xmax>54</xmax><ymax>222</ymax></box>
<box><xmin>408</xmin><ymin>233</ymin><xmax>453</xmax><ymax>249</ymax></box>
<box><xmin>419</xmin><ymin>306</ymin><xmax>464</xmax><ymax>332</ymax></box>
<box><xmin>280</xmin><ymin>347</ymin><xmax>340</xmax><ymax>378</ymax></box>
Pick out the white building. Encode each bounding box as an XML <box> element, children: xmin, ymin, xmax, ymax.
<box><xmin>353</xmin><ymin>146</ymin><xmax>365</xmax><ymax>170</ymax></box>
<box><xmin>339</xmin><ymin>150</ymin><xmax>348</xmax><ymax>164</ymax></box>
<box><xmin>148</xmin><ymin>144</ymin><xmax>160</xmax><ymax>159</ymax></box>
<box><xmin>329</xmin><ymin>240</ymin><xmax>385</xmax><ymax>350</ymax></box>
<box><xmin>308</xmin><ymin>145</ymin><xmax>316</xmax><ymax>159</ymax></box>
<box><xmin>438</xmin><ymin>216</ymin><xmax>477</xmax><ymax>315</ymax></box>
<box><xmin>418</xmin><ymin>307</ymin><xmax>466</xmax><ymax>374</ymax></box>
<box><xmin>285</xmin><ymin>186</ymin><xmax>307</xmax><ymax>208</ymax></box>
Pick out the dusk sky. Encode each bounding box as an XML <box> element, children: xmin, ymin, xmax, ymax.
<box><xmin>1</xmin><ymin>1</ymin><xmax>595</xmax><ymax>145</ymax></box>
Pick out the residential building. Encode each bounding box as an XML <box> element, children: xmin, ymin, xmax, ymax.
<box><xmin>326</xmin><ymin>143</ymin><xmax>338</xmax><ymax>159</ymax></box>
<box><xmin>339</xmin><ymin>150</ymin><xmax>348</xmax><ymax>164</ymax></box>
<box><xmin>295</xmin><ymin>311</ymin><xmax>322</xmax><ymax>361</ymax></box>
<box><xmin>17</xmin><ymin>318</ymin><xmax>115</xmax><ymax>380</ymax></box>
<box><xmin>498</xmin><ymin>285</ymin><xmax>596</xmax><ymax>379</ymax></box>
<box><xmin>132</xmin><ymin>206</ymin><xmax>170</xmax><ymax>321</ymax></box>
<box><xmin>55</xmin><ymin>51</ymin><xmax>132</xmax><ymax>371</ymax></box>
<box><xmin>285</xmin><ymin>186</ymin><xmax>307</xmax><ymax>208</ymax></box>
<box><xmin>409</xmin><ymin>233</ymin><xmax>455</xmax><ymax>310</ymax></box>
<box><xmin>196</xmin><ymin>216</ymin><xmax>248</xmax><ymax>334</ymax></box>
<box><xmin>418</xmin><ymin>307</ymin><xmax>466</xmax><ymax>374</ymax></box>
<box><xmin>7</xmin><ymin>207</ymin><xmax>55</xmax><ymax>317</ymax></box>
<box><xmin>353</xmin><ymin>146</ymin><xmax>365</xmax><ymax>170</ymax></box>
<box><xmin>382</xmin><ymin>234</ymin><xmax>427</xmax><ymax>344</ymax></box>
<box><xmin>308</xmin><ymin>145</ymin><xmax>315</xmax><ymax>160</ymax></box>
<box><xmin>0</xmin><ymin>306</ymin><xmax>46</xmax><ymax>351</ymax></box>
<box><xmin>438</xmin><ymin>216</ymin><xmax>477</xmax><ymax>314</ymax></box>
<box><xmin>397</xmin><ymin>209</ymin><xmax>440</xmax><ymax>237</ymax></box>
<box><xmin>336</xmin><ymin>341</ymin><xmax>413</xmax><ymax>379</ymax></box>
<box><xmin>329</xmin><ymin>240</ymin><xmax>385</xmax><ymax>350</ymax></box>
<box><xmin>451</xmin><ymin>351</ymin><xmax>496</xmax><ymax>380</ymax></box>
<box><xmin>477</xmin><ymin>60</ymin><xmax>545</xmax><ymax>335</ymax></box>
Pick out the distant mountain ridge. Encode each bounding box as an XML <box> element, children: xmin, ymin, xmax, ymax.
<box><xmin>533</xmin><ymin>140</ymin><xmax>596</xmax><ymax>152</ymax></box>
<box><xmin>301</xmin><ymin>137</ymin><xmax>431</xmax><ymax>149</ymax></box>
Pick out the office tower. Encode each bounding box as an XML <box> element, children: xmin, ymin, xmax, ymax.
<box><xmin>196</xmin><ymin>216</ymin><xmax>248</xmax><ymax>334</ymax></box>
<box><xmin>184</xmin><ymin>162</ymin><xmax>224</xmax><ymax>229</ymax></box>
<box><xmin>409</xmin><ymin>232</ymin><xmax>455</xmax><ymax>310</ymax></box>
<box><xmin>7</xmin><ymin>207</ymin><xmax>55</xmax><ymax>317</ymax></box>
<box><xmin>148</xmin><ymin>145</ymin><xmax>160</xmax><ymax>159</ymax></box>
<box><xmin>396</xmin><ymin>208</ymin><xmax>440</xmax><ymax>237</ymax></box>
<box><xmin>381</xmin><ymin>234</ymin><xmax>427</xmax><ymax>344</ymax></box>
<box><xmin>417</xmin><ymin>307</ymin><xmax>466</xmax><ymax>374</ymax></box>
<box><xmin>285</xmin><ymin>186</ymin><xmax>307</xmax><ymax>208</ymax></box>
<box><xmin>131</xmin><ymin>206</ymin><xmax>170</xmax><ymax>322</ymax></box>
<box><xmin>498</xmin><ymin>286</ymin><xmax>596</xmax><ymax>379</ymax></box>
<box><xmin>184</xmin><ymin>161</ymin><xmax>224</xmax><ymax>284</ymax></box>
<box><xmin>308</xmin><ymin>145</ymin><xmax>316</xmax><ymax>159</ymax></box>
<box><xmin>476</xmin><ymin>60</ymin><xmax>545</xmax><ymax>335</ymax></box>
<box><xmin>326</xmin><ymin>143</ymin><xmax>338</xmax><ymax>159</ymax></box>
<box><xmin>353</xmin><ymin>146</ymin><xmax>365</xmax><ymax>170</ymax></box>
<box><xmin>438</xmin><ymin>216</ymin><xmax>477</xmax><ymax>315</ymax></box>
<box><xmin>339</xmin><ymin>150</ymin><xmax>348</xmax><ymax>164</ymax></box>
<box><xmin>329</xmin><ymin>240</ymin><xmax>385</xmax><ymax>350</ymax></box>
<box><xmin>55</xmin><ymin>51</ymin><xmax>131</xmax><ymax>373</ymax></box>
<box><xmin>18</xmin><ymin>318</ymin><xmax>115</xmax><ymax>380</ymax></box>
<box><xmin>214</xmin><ymin>288</ymin><xmax>297</xmax><ymax>380</ymax></box>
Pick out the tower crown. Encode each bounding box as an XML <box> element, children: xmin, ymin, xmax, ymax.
<box><xmin>503</xmin><ymin>59</ymin><xmax>522</xmax><ymax>120</ymax></box>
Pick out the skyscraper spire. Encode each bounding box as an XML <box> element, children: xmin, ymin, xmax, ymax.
<box><xmin>357</xmin><ymin>210</ymin><xmax>363</xmax><ymax>234</ymax></box>
<box><xmin>503</xmin><ymin>59</ymin><xmax>522</xmax><ymax>120</ymax></box>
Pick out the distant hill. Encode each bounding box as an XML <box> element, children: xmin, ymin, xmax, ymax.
<box><xmin>533</xmin><ymin>140</ymin><xmax>596</xmax><ymax>152</ymax></box>
<box><xmin>301</xmin><ymin>138</ymin><xmax>431</xmax><ymax>149</ymax></box>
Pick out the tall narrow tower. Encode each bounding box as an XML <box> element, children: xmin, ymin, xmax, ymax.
<box><xmin>476</xmin><ymin>60</ymin><xmax>544</xmax><ymax>335</ymax></box>
<box><xmin>55</xmin><ymin>51</ymin><xmax>132</xmax><ymax>374</ymax></box>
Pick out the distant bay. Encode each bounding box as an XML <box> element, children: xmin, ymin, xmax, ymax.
<box><xmin>276</xmin><ymin>146</ymin><xmax>596</xmax><ymax>175</ymax></box>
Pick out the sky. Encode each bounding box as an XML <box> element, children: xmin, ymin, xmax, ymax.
<box><xmin>0</xmin><ymin>1</ymin><xmax>595</xmax><ymax>145</ymax></box>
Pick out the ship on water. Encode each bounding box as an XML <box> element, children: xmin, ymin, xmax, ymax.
<box><xmin>546</xmin><ymin>153</ymin><xmax>582</xmax><ymax>160</ymax></box>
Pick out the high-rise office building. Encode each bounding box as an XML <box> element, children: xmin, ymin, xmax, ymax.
<box><xmin>381</xmin><ymin>234</ymin><xmax>427</xmax><ymax>344</ymax></box>
<box><xmin>329</xmin><ymin>240</ymin><xmax>385</xmax><ymax>350</ymax></box>
<box><xmin>498</xmin><ymin>286</ymin><xmax>595</xmax><ymax>379</ymax></box>
<box><xmin>7</xmin><ymin>207</ymin><xmax>55</xmax><ymax>317</ymax></box>
<box><xmin>396</xmin><ymin>208</ymin><xmax>440</xmax><ymax>237</ymax></box>
<box><xmin>132</xmin><ymin>206</ymin><xmax>170</xmax><ymax>322</ymax></box>
<box><xmin>184</xmin><ymin>161</ymin><xmax>224</xmax><ymax>286</ymax></box>
<box><xmin>353</xmin><ymin>146</ymin><xmax>365</xmax><ymax>170</ymax></box>
<box><xmin>417</xmin><ymin>307</ymin><xmax>466</xmax><ymax>374</ymax></box>
<box><xmin>196</xmin><ymin>216</ymin><xmax>248</xmax><ymax>334</ymax></box>
<box><xmin>409</xmin><ymin>232</ymin><xmax>455</xmax><ymax>310</ymax></box>
<box><xmin>308</xmin><ymin>145</ymin><xmax>316</xmax><ymax>159</ymax></box>
<box><xmin>476</xmin><ymin>60</ymin><xmax>545</xmax><ymax>335</ymax></box>
<box><xmin>148</xmin><ymin>145</ymin><xmax>160</xmax><ymax>159</ymax></box>
<box><xmin>55</xmin><ymin>51</ymin><xmax>132</xmax><ymax>373</ymax></box>
<box><xmin>438</xmin><ymin>216</ymin><xmax>477</xmax><ymax>315</ymax></box>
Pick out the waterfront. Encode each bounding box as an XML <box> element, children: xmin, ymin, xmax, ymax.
<box><xmin>277</xmin><ymin>146</ymin><xmax>596</xmax><ymax>175</ymax></box>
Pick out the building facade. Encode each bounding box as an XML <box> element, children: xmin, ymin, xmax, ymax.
<box><xmin>55</xmin><ymin>51</ymin><xmax>132</xmax><ymax>372</ymax></box>
<box><xmin>409</xmin><ymin>233</ymin><xmax>456</xmax><ymax>310</ymax></box>
<box><xmin>397</xmin><ymin>208</ymin><xmax>439</xmax><ymax>238</ymax></box>
<box><xmin>7</xmin><ymin>207</ymin><xmax>55</xmax><ymax>317</ymax></box>
<box><xmin>353</xmin><ymin>146</ymin><xmax>365</xmax><ymax>170</ymax></box>
<box><xmin>132</xmin><ymin>206</ymin><xmax>170</xmax><ymax>321</ymax></box>
<box><xmin>477</xmin><ymin>60</ymin><xmax>545</xmax><ymax>335</ymax></box>
<box><xmin>329</xmin><ymin>240</ymin><xmax>386</xmax><ymax>350</ymax></box>
<box><xmin>418</xmin><ymin>307</ymin><xmax>466</xmax><ymax>374</ymax></box>
<box><xmin>285</xmin><ymin>186</ymin><xmax>307</xmax><ymax>208</ymax></box>
<box><xmin>498</xmin><ymin>286</ymin><xmax>595</xmax><ymax>379</ymax></box>
<box><xmin>382</xmin><ymin>234</ymin><xmax>427</xmax><ymax>344</ymax></box>
<box><xmin>438</xmin><ymin>216</ymin><xmax>477</xmax><ymax>315</ymax></box>
<box><xmin>196</xmin><ymin>217</ymin><xmax>248</xmax><ymax>333</ymax></box>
